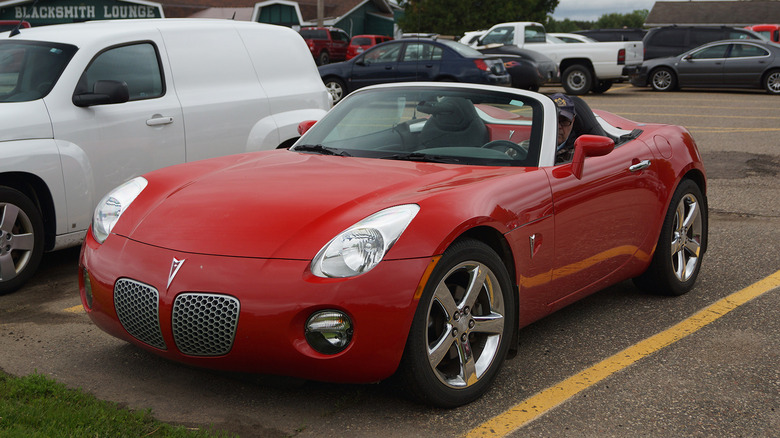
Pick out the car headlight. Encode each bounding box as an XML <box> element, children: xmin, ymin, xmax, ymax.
<box><xmin>311</xmin><ymin>204</ymin><xmax>420</xmax><ymax>278</ymax></box>
<box><xmin>92</xmin><ymin>176</ymin><xmax>147</xmax><ymax>244</ymax></box>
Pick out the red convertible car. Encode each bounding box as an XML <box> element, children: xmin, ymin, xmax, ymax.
<box><xmin>79</xmin><ymin>83</ymin><xmax>707</xmax><ymax>407</ymax></box>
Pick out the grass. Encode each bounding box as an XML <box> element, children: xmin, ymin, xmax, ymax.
<box><xmin>0</xmin><ymin>371</ymin><xmax>235</xmax><ymax>437</ymax></box>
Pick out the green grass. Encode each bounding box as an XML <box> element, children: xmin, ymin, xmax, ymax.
<box><xmin>0</xmin><ymin>371</ymin><xmax>234</xmax><ymax>437</ymax></box>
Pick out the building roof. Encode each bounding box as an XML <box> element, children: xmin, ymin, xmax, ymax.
<box><xmin>646</xmin><ymin>1</ymin><xmax>780</xmax><ymax>27</ymax></box>
<box><xmin>157</xmin><ymin>0</ymin><xmax>395</xmax><ymax>20</ymax></box>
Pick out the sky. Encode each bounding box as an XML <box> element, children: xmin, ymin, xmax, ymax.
<box><xmin>551</xmin><ymin>0</ymin><xmax>660</xmax><ymax>21</ymax></box>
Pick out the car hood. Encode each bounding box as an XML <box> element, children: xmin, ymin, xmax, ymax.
<box><xmin>114</xmin><ymin>149</ymin><xmax>531</xmax><ymax>259</ymax></box>
<box><xmin>0</xmin><ymin>100</ymin><xmax>53</xmax><ymax>142</ymax></box>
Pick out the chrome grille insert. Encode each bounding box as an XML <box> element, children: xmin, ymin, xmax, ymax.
<box><xmin>172</xmin><ymin>293</ymin><xmax>240</xmax><ymax>356</ymax></box>
<box><xmin>113</xmin><ymin>278</ymin><xmax>166</xmax><ymax>350</ymax></box>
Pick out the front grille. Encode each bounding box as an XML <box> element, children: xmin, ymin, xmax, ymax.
<box><xmin>172</xmin><ymin>293</ymin><xmax>240</xmax><ymax>356</ymax></box>
<box><xmin>114</xmin><ymin>279</ymin><xmax>166</xmax><ymax>350</ymax></box>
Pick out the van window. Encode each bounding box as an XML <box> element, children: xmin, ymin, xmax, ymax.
<box><xmin>81</xmin><ymin>43</ymin><xmax>163</xmax><ymax>100</ymax></box>
<box><xmin>0</xmin><ymin>40</ymin><xmax>77</xmax><ymax>102</ymax></box>
<box><xmin>650</xmin><ymin>28</ymin><xmax>686</xmax><ymax>48</ymax></box>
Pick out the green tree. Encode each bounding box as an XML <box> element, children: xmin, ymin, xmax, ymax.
<box><xmin>397</xmin><ymin>0</ymin><xmax>560</xmax><ymax>36</ymax></box>
<box><xmin>595</xmin><ymin>9</ymin><xmax>649</xmax><ymax>29</ymax></box>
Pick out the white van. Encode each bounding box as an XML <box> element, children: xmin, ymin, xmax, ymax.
<box><xmin>0</xmin><ymin>19</ymin><xmax>331</xmax><ymax>293</ymax></box>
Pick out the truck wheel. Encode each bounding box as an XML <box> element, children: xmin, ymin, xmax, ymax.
<box><xmin>650</xmin><ymin>67</ymin><xmax>677</xmax><ymax>92</ymax></box>
<box><xmin>317</xmin><ymin>51</ymin><xmax>330</xmax><ymax>66</ymax></box>
<box><xmin>591</xmin><ymin>80</ymin><xmax>613</xmax><ymax>94</ymax></box>
<box><xmin>562</xmin><ymin>65</ymin><xmax>593</xmax><ymax>95</ymax></box>
<box><xmin>0</xmin><ymin>187</ymin><xmax>44</xmax><ymax>295</ymax></box>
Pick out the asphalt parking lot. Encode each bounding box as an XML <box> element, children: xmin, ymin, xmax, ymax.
<box><xmin>1</xmin><ymin>83</ymin><xmax>779</xmax><ymax>437</ymax></box>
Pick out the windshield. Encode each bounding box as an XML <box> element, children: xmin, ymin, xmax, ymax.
<box><xmin>0</xmin><ymin>40</ymin><xmax>77</xmax><ymax>103</ymax></box>
<box><xmin>294</xmin><ymin>86</ymin><xmax>543</xmax><ymax>167</ymax></box>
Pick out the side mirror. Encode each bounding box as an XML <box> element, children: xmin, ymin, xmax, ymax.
<box><xmin>682</xmin><ymin>54</ymin><xmax>693</xmax><ymax>61</ymax></box>
<box><xmin>72</xmin><ymin>80</ymin><xmax>130</xmax><ymax>107</ymax></box>
<box><xmin>570</xmin><ymin>135</ymin><xmax>615</xmax><ymax>179</ymax></box>
<box><xmin>297</xmin><ymin>119</ymin><xmax>318</xmax><ymax>135</ymax></box>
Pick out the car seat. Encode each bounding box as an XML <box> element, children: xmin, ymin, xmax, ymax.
<box><xmin>570</xmin><ymin>96</ymin><xmax>613</xmax><ymax>140</ymax></box>
<box><xmin>417</xmin><ymin>97</ymin><xmax>489</xmax><ymax>149</ymax></box>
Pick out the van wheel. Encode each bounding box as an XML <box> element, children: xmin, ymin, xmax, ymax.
<box><xmin>324</xmin><ymin>78</ymin><xmax>346</xmax><ymax>103</ymax></box>
<box><xmin>650</xmin><ymin>67</ymin><xmax>677</xmax><ymax>92</ymax></box>
<box><xmin>763</xmin><ymin>69</ymin><xmax>780</xmax><ymax>94</ymax></box>
<box><xmin>0</xmin><ymin>187</ymin><xmax>44</xmax><ymax>295</ymax></box>
<box><xmin>317</xmin><ymin>51</ymin><xmax>330</xmax><ymax>66</ymax></box>
<box><xmin>399</xmin><ymin>239</ymin><xmax>515</xmax><ymax>407</ymax></box>
<box><xmin>562</xmin><ymin>65</ymin><xmax>593</xmax><ymax>95</ymax></box>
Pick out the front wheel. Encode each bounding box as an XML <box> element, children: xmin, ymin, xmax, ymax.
<box><xmin>763</xmin><ymin>69</ymin><xmax>780</xmax><ymax>94</ymax></box>
<box><xmin>0</xmin><ymin>187</ymin><xmax>45</xmax><ymax>295</ymax></box>
<box><xmin>317</xmin><ymin>50</ymin><xmax>330</xmax><ymax>66</ymax></box>
<box><xmin>591</xmin><ymin>80</ymin><xmax>613</xmax><ymax>94</ymax></box>
<box><xmin>562</xmin><ymin>65</ymin><xmax>593</xmax><ymax>95</ymax></box>
<box><xmin>323</xmin><ymin>77</ymin><xmax>346</xmax><ymax>104</ymax></box>
<box><xmin>399</xmin><ymin>239</ymin><xmax>515</xmax><ymax>407</ymax></box>
<box><xmin>650</xmin><ymin>67</ymin><xmax>677</xmax><ymax>92</ymax></box>
<box><xmin>633</xmin><ymin>179</ymin><xmax>707</xmax><ymax>296</ymax></box>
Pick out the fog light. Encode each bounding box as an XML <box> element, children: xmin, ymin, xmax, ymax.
<box><xmin>82</xmin><ymin>268</ymin><xmax>93</xmax><ymax>309</ymax></box>
<box><xmin>305</xmin><ymin>310</ymin><xmax>353</xmax><ymax>355</ymax></box>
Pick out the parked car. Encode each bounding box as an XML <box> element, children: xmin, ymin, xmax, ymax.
<box><xmin>549</xmin><ymin>33</ymin><xmax>598</xmax><ymax>43</ymax></box>
<box><xmin>627</xmin><ymin>38</ymin><xmax>780</xmax><ymax>94</ymax></box>
<box><xmin>642</xmin><ymin>25</ymin><xmax>762</xmax><ymax>60</ymax></box>
<box><xmin>299</xmin><ymin>26</ymin><xmax>350</xmax><ymax>65</ymax></box>
<box><xmin>318</xmin><ymin>39</ymin><xmax>510</xmax><ymax>103</ymax></box>
<box><xmin>478</xmin><ymin>45</ymin><xmax>558</xmax><ymax>90</ymax></box>
<box><xmin>346</xmin><ymin>34</ymin><xmax>393</xmax><ymax>60</ymax></box>
<box><xmin>0</xmin><ymin>19</ymin><xmax>331</xmax><ymax>294</ymax></box>
<box><xmin>573</xmin><ymin>28</ymin><xmax>647</xmax><ymax>42</ymax></box>
<box><xmin>80</xmin><ymin>82</ymin><xmax>707</xmax><ymax>408</ymax></box>
<box><xmin>745</xmin><ymin>24</ymin><xmax>780</xmax><ymax>43</ymax></box>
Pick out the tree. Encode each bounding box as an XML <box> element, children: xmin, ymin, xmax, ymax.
<box><xmin>397</xmin><ymin>0</ymin><xmax>560</xmax><ymax>36</ymax></box>
<box><xmin>595</xmin><ymin>10</ymin><xmax>649</xmax><ymax>29</ymax></box>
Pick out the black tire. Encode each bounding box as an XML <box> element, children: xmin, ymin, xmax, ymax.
<box><xmin>591</xmin><ymin>80</ymin><xmax>613</xmax><ymax>94</ymax></box>
<box><xmin>650</xmin><ymin>67</ymin><xmax>677</xmax><ymax>92</ymax></box>
<box><xmin>323</xmin><ymin>77</ymin><xmax>346</xmax><ymax>104</ymax></box>
<box><xmin>633</xmin><ymin>179</ymin><xmax>707</xmax><ymax>296</ymax></box>
<box><xmin>562</xmin><ymin>65</ymin><xmax>593</xmax><ymax>95</ymax></box>
<box><xmin>763</xmin><ymin>69</ymin><xmax>780</xmax><ymax>94</ymax></box>
<box><xmin>317</xmin><ymin>51</ymin><xmax>330</xmax><ymax>66</ymax></box>
<box><xmin>0</xmin><ymin>187</ymin><xmax>45</xmax><ymax>295</ymax></box>
<box><xmin>399</xmin><ymin>239</ymin><xmax>516</xmax><ymax>407</ymax></box>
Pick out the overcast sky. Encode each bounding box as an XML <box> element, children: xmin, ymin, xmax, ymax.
<box><xmin>551</xmin><ymin>0</ymin><xmax>659</xmax><ymax>21</ymax></box>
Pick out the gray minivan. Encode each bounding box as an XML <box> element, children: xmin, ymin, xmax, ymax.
<box><xmin>643</xmin><ymin>26</ymin><xmax>762</xmax><ymax>60</ymax></box>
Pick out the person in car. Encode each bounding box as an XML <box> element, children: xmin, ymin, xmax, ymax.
<box><xmin>551</xmin><ymin>92</ymin><xmax>577</xmax><ymax>162</ymax></box>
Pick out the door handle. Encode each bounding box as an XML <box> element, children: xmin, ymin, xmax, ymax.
<box><xmin>629</xmin><ymin>160</ymin><xmax>651</xmax><ymax>172</ymax></box>
<box><xmin>146</xmin><ymin>116</ymin><xmax>174</xmax><ymax>126</ymax></box>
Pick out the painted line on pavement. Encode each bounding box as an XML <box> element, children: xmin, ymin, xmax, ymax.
<box><xmin>464</xmin><ymin>270</ymin><xmax>780</xmax><ymax>438</ymax></box>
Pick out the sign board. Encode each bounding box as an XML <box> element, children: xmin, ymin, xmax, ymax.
<box><xmin>0</xmin><ymin>0</ymin><xmax>164</xmax><ymax>26</ymax></box>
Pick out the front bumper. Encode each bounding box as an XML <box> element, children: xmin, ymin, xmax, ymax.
<box><xmin>80</xmin><ymin>232</ymin><xmax>433</xmax><ymax>383</ymax></box>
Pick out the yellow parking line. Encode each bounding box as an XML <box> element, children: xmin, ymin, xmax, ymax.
<box><xmin>464</xmin><ymin>270</ymin><xmax>780</xmax><ymax>438</ymax></box>
<box><xmin>64</xmin><ymin>305</ymin><xmax>84</xmax><ymax>314</ymax></box>
<box><xmin>616</xmin><ymin>113</ymin><xmax>780</xmax><ymax>120</ymax></box>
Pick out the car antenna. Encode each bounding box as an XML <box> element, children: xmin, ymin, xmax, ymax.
<box><xmin>9</xmin><ymin>0</ymin><xmax>38</xmax><ymax>37</ymax></box>
<box><xmin>231</xmin><ymin>11</ymin><xmax>236</xmax><ymax>20</ymax></box>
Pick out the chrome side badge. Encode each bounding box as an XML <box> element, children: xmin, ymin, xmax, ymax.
<box><xmin>167</xmin><ymin>258</ymin><xmax>185</xmax><ymax>290</ymax></box>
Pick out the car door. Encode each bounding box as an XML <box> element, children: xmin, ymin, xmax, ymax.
<box><xmin>396</xmin><ymin>42</ymin><xmax>442</xmax><ymax>82</ymax></box>
<box><xmin>51</xmin><ymin>41</ymin><xmax>185</xmax><ymax>228</ymax></box>
<box><xmin>676</xmin><ymin>43</ymin><xmax>729</xmax><ymax>86</ymax></box>
<box><xmin>330</xmin><ymin>29</ymin><xmax>350</xmax><ymax>61</ymax></box>
<box><xmin>723</xmin><ymin>43</ymin><xmax>772</xmax><ymax>86</ymax></box>
<box><xmin>349</xmin><ymin>42</ymin><xmax>402</xmax><ymax>90</ymax></box>
<box><xmin>544</xmin><ymin>139</ymin><xmax>664</xmax><ymax>304</ymax></box>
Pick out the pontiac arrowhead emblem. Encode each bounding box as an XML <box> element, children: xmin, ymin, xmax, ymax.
<box><xmin>167</xmin><ymin>258</ymin><xmax>185</xmax><ymax>290</ymax></box>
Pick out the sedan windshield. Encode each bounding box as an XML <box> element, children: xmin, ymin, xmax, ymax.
<box><xmin>293</xmin><ymin>86</ymin><xmax>543</xmax><ymax>167</ymax></box>
<box><xmin>0</xmin><ymin>40</ymin><xmax>77</xmax><ymax>102</ymax></box>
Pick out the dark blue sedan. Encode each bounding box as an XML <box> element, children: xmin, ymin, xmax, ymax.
<box><xmin>318</xmin><ymin>38</ymin><xmax>511</xmax><ymax>103</ymax></box>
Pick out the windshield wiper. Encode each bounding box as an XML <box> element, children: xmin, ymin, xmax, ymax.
<box><xmin>381</xmin><ymin>152</ymin><xmax>463</xmax><ymax>164</ymax></box>
<box><xmin>292</xmin><ymin>144</ymin><xmax>351</xmax><ymax>157</ymax></box>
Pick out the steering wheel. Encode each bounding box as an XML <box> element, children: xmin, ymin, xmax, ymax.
<box><xmin>481</xmin><ymin>140</ymin><xmax>528</xmax><ymax>160</ymax></box>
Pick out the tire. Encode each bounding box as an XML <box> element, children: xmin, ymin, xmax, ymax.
<box><xmin>561</xmin><ymin>65</ymin><xmax>593</xmax><ymax>95</ymax></box>
<box><xmin>591</xmin><ymin>80</ymin><xmax>613</xmax><ymax>94</ymax></box>
<box><xmin>0</xmin><ymin>187</ymin><xmax>45</xmax><ymax>295</ymax></box>
<box><xmin>763</xmin><ymin>69</ymin><xmax>780</xmax><ymax>94</ymax></box>
<box><xmin>633</xmin><ymin>179</ymin><xmax>707</xmax><ymax>296</ymax></box>
<box><xmin>399</xmin><ymin>239</ymin><xmax>515</xmax><ymax>407</ymax></box>
<box><xmin>650</xmin><ymin>67</ymin><xmax>677</xmax><ymax>92</ymax></box>
<box><xmin>317</xmin><ymin>50</ymin><xmax>330</xmax><ymax>66</ymax></box>
<box><xmin>323</xmin><ymin>77</ymin><xmax>346</xmax><ymax>104</ymax></box>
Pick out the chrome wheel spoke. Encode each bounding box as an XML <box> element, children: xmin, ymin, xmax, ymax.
<box><xmin>462</xmin><ymin>264</ymin><xmax>487</xmax><ymax>310</ymax></box>
<box><xmin>10</xmin><ymin>233</ymin><xmax>34</xmax><ymax>251</ymax></box>
<box><xmin>472</xmin><ymin>313</ymin><xmax>504</xmax><ymax>336</ymax></box>
<box><xmin>427</xmin><ymin>324</ymin><xmax>455</xmax><ymax>368</ymax></box>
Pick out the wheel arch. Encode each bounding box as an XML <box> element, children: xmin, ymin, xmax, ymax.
<box><xmin>0</xmin><ymin>172</ymin><xmax>56</xmax><ymax>251</ymax></box>
<box><xmin>559</xmin><ymin>58</ymin><xmax>594</xmax><ymax>75</ymax></box>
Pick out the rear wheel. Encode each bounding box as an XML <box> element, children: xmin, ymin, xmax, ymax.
<box><xmin>591</xmin><ymin>80</ymin><xmax>613</xmax><ymax>94</ymax></box>
<box><xmin>634</xmin><ymin>179</ymin><xmax>707</xmax><ymax>296</ymax></box>
<box><xmin>317</xmin><ymin>50</ymin><xmax>330</xmax><ymax>66</ymax></box>
<box><xmin>0</xmin><ymin>187</ymin><xmax>44</xmax><ymax>295</ymax></box>
<box><xmin>763</xmin><ymin>69</ymin><xmax>780</xmax><ymax>94</ymax></box>
<box><xmin>650</xmin><ymin>67</ymin><xmax>677</xmax><ymax>92</ymax></box>
<box><xmin>399</xmin><ymin>239</ymin><xmax>515</xmax><ymax>407</ymax></box>
<box><xmin>562</xmin><ymin>65</ymin><xmax>593</xmax><ymax>95</ymax></box>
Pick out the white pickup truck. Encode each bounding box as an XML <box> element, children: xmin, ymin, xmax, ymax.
<box><xmin>469</xmin><ymin>22</ymin><xmax>643</xmax><ymax>95</ymax></box>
